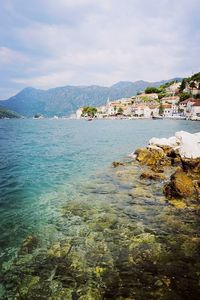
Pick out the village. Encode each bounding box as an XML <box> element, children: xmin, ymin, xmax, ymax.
<box><xmin>76</xmin><ymin>80</ymin><xmax>200</xmax><ymax>121</ymax></box>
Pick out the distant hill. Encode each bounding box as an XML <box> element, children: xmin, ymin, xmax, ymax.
<box><xmin>0</xmin><ymin>106</ymin><xmax>21</xmax><ymax>119</ymax></box>
<box><xmin>0</xmin><ymin>78</ymin><xmax>181</xmax><ymax>117</ymax></box>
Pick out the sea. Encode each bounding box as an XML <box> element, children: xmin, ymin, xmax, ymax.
<box><xmin>0</xmin><ymin>119</ymin><xmax>199</xmax><ymax>299</ymax></box>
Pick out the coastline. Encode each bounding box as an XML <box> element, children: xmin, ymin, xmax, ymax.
<box><xmin>0</xmin><ymin>127</ymin><xmax>200</xmax><ymax>299</ymax></box>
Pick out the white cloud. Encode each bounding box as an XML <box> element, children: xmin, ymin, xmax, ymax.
<box><xmin>0</xmin><ymin>47</ymin><xmax>28</xmax><ymax>66</ymax></box>
<box><xmin>41</xmin><ymin>0</ymin><xmax>112</xmax><ymax>14</ymax></box>
<box><xmin>0</xmin><ymin>87</ymin><xmax>19</xmax><ymax>99</ymax></box>
<box><xmin>12</xmin><ymin>71</ymin><xmax>75</xmax><ymax>89</ymax></box>
<box><xmin>0</xmin><ymin>0</ymin><xmax>200</xmax><ymax>97</ymax></box>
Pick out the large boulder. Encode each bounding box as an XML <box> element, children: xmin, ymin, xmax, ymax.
<box><xmin>164</xmin><ymin>169</ymin><xmax>197</xmax><ymax>199</ymax></box>
<box><xmin>134</xmin><ymin>147</ymin><xmax>166</xmax><ymax>166</ymax></box>
<box><xmin>175</xmin><ymin>131</ymin><xmax>200</xmax><ymax>159</ymax></box>
<box><xmin>149</xmin><ymin>136</ymin><xmax>178</xmax><ymax>148</ymax></box>
<box><xmin>148</xmin><ymin>131</ymin><xmax>200</xmax><ymax>159</ymax></box>
<box><xmin>181</xmin><ymin>157</ymin><xmax>200</xmax><ymax>175</ymax></box>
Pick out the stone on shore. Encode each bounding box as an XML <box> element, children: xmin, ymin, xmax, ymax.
<box><xmin>149</xmin><ymin>136</ymin><xmax>177</xmax><ymax>148</ymax></box>
<box><xmin>164</xmin><ymin>169</ymin><xmax>196</xmax><ymax>199</ymax></box>
<box><xmin>134</xmin><ymin>147</ymin><xmax>166</xmax><ymax>166</ymax></box>
<box><xmin>181</xmin><ymin>157</ymin><xmax>200</xmax><ymax>175</ymax></box>
<box><xmin>176</xmin><ymin>131</ymin><xmax>200</xmax><ymax>159</ymax></box>
<box><xmin>134</xmin><ymin>131</ymin><xmax>200</xmax><ymax>201</ymax></box>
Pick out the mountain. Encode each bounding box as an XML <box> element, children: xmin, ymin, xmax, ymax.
<box><xmin>0</xmin><ymin>78</ymin><xmax>181</xmax><ymax>117</ymax></box>
<box><xmin>0</xmin><ymin>106</ymin><xmax>21</xmax><ymax>119</ymax></box>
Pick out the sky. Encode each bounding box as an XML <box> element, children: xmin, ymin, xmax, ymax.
<box><xmin>0</xmin><ymin>0</ymin><xmax>200</xmax><ymax>99</ymax></box>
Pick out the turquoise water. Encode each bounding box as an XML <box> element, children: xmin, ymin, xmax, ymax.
<box><xmin>0</xmin><ymin>119</ymin><xmax>200</xmax><ymax>299</ymax></box>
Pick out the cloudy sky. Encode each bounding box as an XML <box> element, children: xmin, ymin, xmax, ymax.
<box><xmin>0</xmin><ymin>0</ymin><xmax>199</xmax><ymax>99</ymax></box>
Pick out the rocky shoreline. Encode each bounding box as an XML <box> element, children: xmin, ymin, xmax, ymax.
<box><xmin>133</xmin><ymin>131</ymin><xmax>200</xmax><ymax>207</ymax></box>
<box><xmin>1</xmin><ymin>131</ymin><xmax>200</xmax><ymax>299</ymax></box>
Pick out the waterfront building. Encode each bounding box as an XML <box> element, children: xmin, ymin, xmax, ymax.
<box><xmin>76</xmin><ymin>107</ymin><xmax>83</xmax><ymax>119</ymax></box>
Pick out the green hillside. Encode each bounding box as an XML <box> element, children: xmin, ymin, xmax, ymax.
<box><xmin>0</xmin><ymin>106</ymin><xmax>21</xmax><ymax>119</ymax></box>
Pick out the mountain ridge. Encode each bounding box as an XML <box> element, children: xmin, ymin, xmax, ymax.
<box><xmin>1</xmin><ymin>78</ymin><xmax>181</xmax><ymax>117</ymax></box>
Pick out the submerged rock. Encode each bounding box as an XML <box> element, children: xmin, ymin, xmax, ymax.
<box><xmin>150</xmin><ymin>166</ymin><xmax>165</xmax><ymax>173</ymax></box>
<box><xmin>164</xmin><ymin>169</ymin><xmax>197</xmax><ymax>199</ymax></box>
<box><xmin>20</xmin><ymin>235</ymin><xmax>38</xmax><ymax>254</ymax></box>
<box><xmin>112</xmin><ymin>161</ymin><xmax>125</xmax><ymax>168</ymax></box>
<box><xmin>168</xmin><ymin>199</ymin><xmax>187</xmax><ymax>209</ymax></box>
<box><xmin>47</xmin><ymin>241</ymin><xmax>72</xmax><ymax>258</ymax></box>
<box><xmin>48</xmin><ymin>288</ymin><xmax>74</xmax><ymax>300</ymax></box>
<box><xmin>128</xmin><ymin>233</ymin><xmax>163</xmax><ymax>265</ymax></box>
<box><xmin>18</xmin><ymin>275</ymin><xmax>40</xmax><ymax>298</ymax></box>
<box><xmin>79</xmin><ymin>288</ymin><xmax>102</xmax><ymax>300</ymax></box>
<box><xmin>140</xmin><ymin>170</ymin><xmax>166</xmax><ymax>181</ymax></box>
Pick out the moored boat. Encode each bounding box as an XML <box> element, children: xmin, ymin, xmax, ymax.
<box><xmin>152</xmin><ymin>116</ymin><xmax>163</xmax><ymax>119</ymax></box>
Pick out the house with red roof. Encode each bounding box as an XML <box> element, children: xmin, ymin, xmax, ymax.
<box><xmin>179</xmin><ymin>98</ymin><xmax>200</xmax><ymax>118</ymax></box>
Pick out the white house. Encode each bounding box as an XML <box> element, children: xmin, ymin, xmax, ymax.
<box><xmin>132</xmin><ymin>104</ymin><xmax>159</xmax><ymax>117</ymax></box>
<box><xmin>179</xmin><ymin>99</ymin><xmax>200</xmax><ymax>118</ymax></box>
<box><xmin>76</xmin><ymin>108</ymin><xmax>83</xmax><ymax>119</ymax></box>
<box><xmin>163</xmin><ymin>104</ymin><xmax>172</xmax><ymax>117</ymax></box>
<box><xmin>191</xmin><ymin>100</ymin><xmax>200</xmax><ymax>117</ymax></box>
<box><xmin>184</xmin><ymin>81</ymin><xmax>200</xmax><ymax>96</ymax></box>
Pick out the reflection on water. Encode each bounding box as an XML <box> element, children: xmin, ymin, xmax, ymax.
<box><xmin>1</xmin><ymin>161</ymin><xmax>199</xmax><ymax>299</ymax></box>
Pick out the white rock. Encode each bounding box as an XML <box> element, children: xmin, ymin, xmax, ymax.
<box><xmin>129</xmin><ymin>152</ymin><xmax>136</xmax><ymax>159</ymax></box>
<box><xmin>194</xmin><ymin>132</ymin><xmax>200</xmax><ymax>143</ymax></box>
<box><xmin>147</xmin><ymin>145</ymin><xmax>163</xmax><ymax>151</ymax></box>
<box><xmin>168</xmin><ymin>136</ymin><xmax>179</xmax><ymax>146</ymax></box>
<box><xmin>149</xmin><ymin>136</ymin><xmax>177</xmax><ymax>147</ymax></box>
<box><xmin>175</xmin><ymin>131</ymin><xmax>200</xmax><ymax>159</ymax></box>
<box><xmin>179</xmin><ymin>143</ymin><xmax>200</xmax><ymax>159</ymax></box>
<box><xmin>148</xmin><ymin>131</ymin><xmax>200</xmax><ymax>159</ymax></box>
<box><xmin>175</xmin><ymin>131</ymin><xmax>199</xmax><ymax>144</ymax></box>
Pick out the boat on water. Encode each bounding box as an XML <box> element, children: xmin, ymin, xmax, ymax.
<box><xmin>190</xmin><ymin>116</ymin><xmax>200</xmax><ymax>121</ymax></box>
<box><xmin>87</xmin><ymin>118</ymin><xmax>93</xmax><ymax>121</ymax></box>
<box><xmin>164</xmin><ymin>115</ymin><xmax>186</xmax><ymax>120</ymax></box>
<box><xmin>152</xmin><ymin>116</ymin><xmax>163</xmax><ymax>119</ymax></box>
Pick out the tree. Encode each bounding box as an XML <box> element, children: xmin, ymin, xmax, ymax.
<box><xmin>81</xmin><ymin>106</ymin><xmax>97</xmax><ymax>117</ymax></box>
<box><xmin>189</xmin><ymin>81</ymin><xmax>196</xmax><ymax>89</ymax></box>
<box><xmin>145</xmin><ymin>87</ymin><xmax>160</xmax><ymax>94</ymax></box>
<box><xmin>179</xmin><ymin>79</ymin><xmax>186</xmax><ymax>92</ymax></box>
<box><xmin>117</xmin><ymin>107</ymin><xmax>124</xmax><ymax>115</ymax></box>
<box><xmin>189</xmin><ymin>72</ymin><xmax>200</xmax><ymax>82</ymax></box>
<box><xmin>159</xmin><ymin>103</ymin><xmax>164</xmax><ymax>116</ymax></box>
<box><xmin>158</xmin><ymin>92</ymin><xmax>167</xmax><ymax>100</ymax></box>
<box><xmin>179</xmin><ymin>92</ymin><xmax>190</xmax><ymax>102</ymax></box>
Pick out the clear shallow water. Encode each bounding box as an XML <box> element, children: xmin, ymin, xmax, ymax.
<box><xmin>0</xmin><ymin>119</ymin><xmax>200</xmax><ymax>299</ymax></box>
